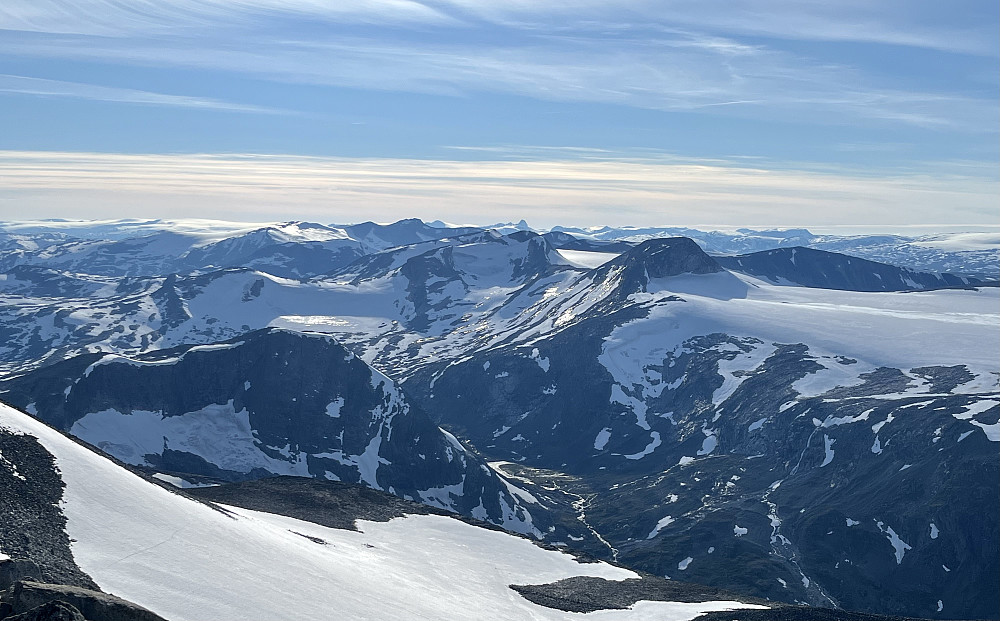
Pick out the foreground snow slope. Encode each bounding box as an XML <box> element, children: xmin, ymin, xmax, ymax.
<box><xmin>0</xmin><ymin>402</ymin><xmax>760</xmax><ymax>621</ymax></box>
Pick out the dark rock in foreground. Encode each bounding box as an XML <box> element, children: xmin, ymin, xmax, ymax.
<box><xmin>0</xmin><ymin>582</ymin><xmax>165</xmax><ymax>621</ymax></box>
<box><xmin>3</xmin><ymin>600</ymin><xmax>85</xmax><ymax>621</ymax></box>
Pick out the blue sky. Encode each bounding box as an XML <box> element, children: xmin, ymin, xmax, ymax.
<box><xmin>0</xmin><ymin>0</ymin><xmax>997</xmax><ymax>229</ymax></box>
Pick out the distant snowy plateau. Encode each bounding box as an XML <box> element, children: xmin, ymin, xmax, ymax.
<box><xmin>0</xmin><ymin>218</ymin><xmax>997</xmax><ymax>621</ymax></box>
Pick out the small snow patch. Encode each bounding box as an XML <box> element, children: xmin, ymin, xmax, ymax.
<box><xmin>820</xmin><ymin>434</ymin><xmax>835</xmax><ymax>467</ymax></box>
<box><xmin>593</xmin><ymin>427</ymin><xmax>611</xmax><ymax>450</ymax></box>
<box><xmin>876</xmin><ymin>520</ymin><xmax>912</xmax><ymax>564</ymax></box>
<box><xmin>733</xmin><ymin>525</ymin><xmax>748</xmax><ymax>537</ymax></box>
<box><xmin>325</xmin><ymin>397</ymin><xmax>345</xmax><ymax>418</ymax></box>
<box><xmin>624</xmin><ymin>432</ymin><xmax>661</xmax><ymax>460</ymax></box>
<box><xmin>529</xmin><ymin>348</ymin><xmax>550</xmax><ymax>372</ymax></box>
<box><xmin>871</xmin><ymin>437</ymin><xmax>883</xmax><ymax>454</ymax></box>
<box><xmin>677</xmin><ymin>557</ymin><xmax>693</xmax><ymax>571</ymax></box>
<box><xmin>647</xmin><ymin>515</ymin><xmax>675</xmax><ymax>539</ymax></box>
<box><xmin>929</xmin><ymin>523</ymin><xmax>939</xmax><ymax>539</ymax></box>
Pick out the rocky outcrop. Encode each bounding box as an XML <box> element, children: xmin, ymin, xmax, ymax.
<box><xmin>0</xmin><ymin>582</ymin><xmax>165</xmax><ymax>621</ymax></box>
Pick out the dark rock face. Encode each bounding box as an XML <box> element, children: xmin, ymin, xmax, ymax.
<box><xmin>0</xmin><ymin>430</ymin><xmax>97</xmax><ymax>590</ymax></box>
<box><xmin>186</xmin><ymin>476</ymin><xmax>451</xmax><ymax>532</ymax></box>
<box><xmin>690</xmin><ymin>608</ymin><xmax>931</xmax><ymax>621</ymax></box>
<box><xmin>1</xmin><ymin>582</ymin><xmax>165</xmax><ymax>621</ymax></box>
<box><xmin>1</xmin><ymin>330</ymin><xmax>547</xmax><ymax>534</ymax></box>
<box><xmin>510</xmin><ymin>574</ymin><xmax>761</xmax><ymax>613</ymax></box>
<box><xmin>716</xmin><ymin>247</ymin><xmax>984</xmax><ymax>291</ymax></box>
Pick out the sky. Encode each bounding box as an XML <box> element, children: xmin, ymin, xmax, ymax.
<box><xmin>0</xmin><ymin>0</ymin><xmax>997</xmax><ymax>230</ymax></box>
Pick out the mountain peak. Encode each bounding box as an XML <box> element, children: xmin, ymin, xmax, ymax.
<box><xmin>623</xmin><ymin>237</ymin><xmax>722</xmax><ymax>278</ymax></box>
<box><xmin>587</xmin><ymin>237</ymin><xmax>722</xmax><ymax>299</ymax></box>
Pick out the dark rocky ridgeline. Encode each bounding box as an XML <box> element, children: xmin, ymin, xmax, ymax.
<box><xmin>511</xmin><ymin>574</ymin><xmax>766</xmax><ymax>613</ymax></box>
<box><xmin>0</xmin><ymin>329</ymin><xmax>549</xmax><ymax>535</ymax></box>
<box><xmin>0</xmin><ymin>429</ymin><xmax>96</xmax><ymax>590</ymax></box>
<box><xmin>715</xmin><ymin>247</ymin><xmax>987</xmax><ymax>291</ymax></box>
<box><xmin>185</xmin><ymin>475</ymin><xmax>452</xmax><ymax>531</ymax></box>
<box><xmin>690</xmin><ymin>608</ymin><xmax>941</xmax><ymax>621</ymax></box>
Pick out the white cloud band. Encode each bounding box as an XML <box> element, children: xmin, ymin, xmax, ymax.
<box><xmin>1</xmin><ymin>151</ymin><xmax>995</xmax><ymax>230</ymax></box>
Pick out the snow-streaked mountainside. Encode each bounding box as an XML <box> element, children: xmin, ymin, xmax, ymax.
<box><xmin>0</xmin><ymin>402</ymin><xmax>764</xmax><ymax>621</ymax></box>
<box><xmin>1</xmin><ymin>218</ymin><xmax>997</xmax><ymax>620</ymax></box>
<box><xmin>0</xmin><ymin>329</ymin><xmax>550</xmax><ymax>537</ymax></box>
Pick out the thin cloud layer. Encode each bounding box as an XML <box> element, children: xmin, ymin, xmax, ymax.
<box><xmin>1</xmin><ymin>151</ymin><xmax>995</xmax><ymax>230</ymax></box>
<box><xmin>0</xmin><ymin>74</ymin><xmax>285</xmax><ymax>114</ymax></box>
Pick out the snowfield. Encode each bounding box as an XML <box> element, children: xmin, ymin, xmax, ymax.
<box><xmin>602</xmin><ymin>273</ymin><xmax>999</xmax><ymax>407</ymax></box>
<box><xmin>0</xmin><ymin>402</ymin><xmax>762</xmax><ymax>621</ymax></box>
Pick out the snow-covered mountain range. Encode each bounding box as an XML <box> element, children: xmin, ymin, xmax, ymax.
<box><xmin>1</xmin><ymin>218</ymin><xmax>996</xmax><ymax>620</ymax></box>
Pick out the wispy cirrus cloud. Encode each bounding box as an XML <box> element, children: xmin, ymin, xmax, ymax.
<box><xmin>4</xmin><ymin>1</ymin><xmax>992</xmax><ymax>56</ymax></box>
<box><xmin>1</xmin><ymin>151</ymin><xmax>995</xmax><ymax>230</ymax></box>
<box><xmin>0</xmin><ymin>74</ymin><xmax>287</xmax><ymax>114</ymax></box>
<box><xmin>2</xmin><ymin>31</ymin><xmax>992</xmax><ymax>131</ymax></box>
<box><xmin>0</xmin><ymin>0</ymin><xmax>995</xmax><ymax>132</ymax></box>
<box><xmin>0</xmin><ymin>0</ymin><xmax>456</xmax><ymax>36</ymax></box>
<box><xmin>439</xmin><ymin>0</ymin><xmax>999</xmax><ymax>56</ymax></box>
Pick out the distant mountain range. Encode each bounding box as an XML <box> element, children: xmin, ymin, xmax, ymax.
<box><xmin>2</xmin><ymin>218</ymin><xmax>997</xmax><ymax>278</ymax></box>
<box><xmin>1</xmin><ymin>218</ymin><xmax>996</xmax><ymax>621</ymax></box>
